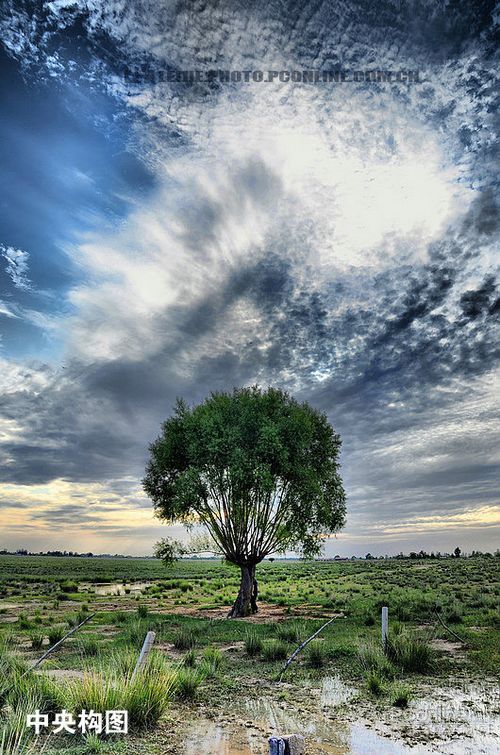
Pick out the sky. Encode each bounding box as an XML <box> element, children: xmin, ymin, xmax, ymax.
<box><xmin>0</xmin><ymin>0</ymin><xmax>498</xmax><ymax>557</ymax></box>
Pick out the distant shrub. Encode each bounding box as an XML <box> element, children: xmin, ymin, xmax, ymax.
<box><xmin>137</xmin><ymin>604</ymin><xmax>148</xmax><ymax>619</ymax></box>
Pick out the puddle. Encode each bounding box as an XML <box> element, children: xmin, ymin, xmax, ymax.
<box><xmin>181</xmin><ymin>714</ymin><xmax>411</xmax><ymax>754</ymax></box>
<box><xmin>348</xmin><ymin>725</ymin><xmax>413</xmax><ymax>754</ymax></box>
<box><xmin>181</xmin><ymin>679</ymin><xmax>499</xmax><ymax>754</ymax></box>
<box><xmin>320</xmin><ymin>676</ymin><xmax>357</xmax><ymax>707</ymax></box>
<box><xmin>406</xmin><ymin>680</ymin><xmax>500</xmax><ymax>754</ymax></box>
<box><xmin>183</xmin><ymin>720</ymin><xmax>267</xmax><ymax>754</ymax></box>
<box><xmin>81</xmin><ymin>581</ymin><xmax>152</xmax><ymax>596</ymax></box>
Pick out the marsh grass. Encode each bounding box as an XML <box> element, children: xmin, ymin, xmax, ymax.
<box><xmin>306</xmin><ymin>640</ymin><xmax>326</xmax><ymax>668</ymax></box>
<box><xmin>385</xmin><ymin>630</ymin><xmax>435</xmax><ymax>673</ymax></box>
<box><xmin>182</xmin><ymin>648</ymin><xmax>196</xmax><ymax>667</ymax></box>
<box><xmin>390</xmin><ymin>681</ymin><xmax>412</xmax><ymax>708</ymax></box>
<box><xmin>365</xmin><ymin>669</ymin><xmax>385</xmax><ymax>696</ymax></box>
<box><xmin>261</xmin><ymin>640</ymin><xmax>288</xmax><ymax>662</ymax></box>
<box><xmin>7</xmin><ymin>672</ymin><xmax>65</xmax><ymax>716</ymax></box>
<box><xmin>28</xmin><ymin>632</ymin><xmax>44</xmax><ymax>651</ymax></box>
<box><xmin>244</xmin><ymin>630</ymin><xmax>262</xmax><ymax>656</ymax></box>
<box><xmin>275</xmin><ymin>621</ymin><xmax>306</xmax><ymax>644</ymax></box>
<box><xmin>199</xmin><ymin>646</ymin><xmax>222</xmax><ymax>677</ymax></box>
<box><xmin>357</xmin><ymin>642</ymin><xmax>396</xmax><ymax>678</ymax></box>
<box><xmin>77</xmin><ymin>636</ymin><xmax>99</xmax><ymax>657</ymax></box>
<box><xmin>47</xmin><ymin>626</ymin><xmax>65</xmax><ymax>646</ymax></box>
<box><xmin>69</xmin><ymin>658</ymin><xmax>176</xmax><ymax>729</ymax></box>
<box><xmin>173</xmin><ymin>628</ymin><xmax>197</xmax><ymax>650</ymax></box>
<box><xmin>0</xmin><ymin>690</ymin><xmax>49</xmax><ymax>755</ymax></box>
<box><xmin>173</xmin><ymin>668</ymin><xmax>202</xmax><ymax>700</ymax></box>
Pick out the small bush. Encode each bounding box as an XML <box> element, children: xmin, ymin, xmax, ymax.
<box><xmin>137</xmin><ymin>604</ymin><xmax>148</xmax><ymax>619</ymax></box>
<box><xmin>261</xmin><ymin>640</ymin><xmax>288</xmax><ymax>662</ymax></box>
<box><xmin>244</xmin><ymin>631</ymin><xmax>262</xmax><ymax>657</ymax></box>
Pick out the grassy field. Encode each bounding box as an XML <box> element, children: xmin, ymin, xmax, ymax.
<box><xmin>0</xmin><ymin>555</ymin><xmax>498</xmax><ymax>753</ymax></box>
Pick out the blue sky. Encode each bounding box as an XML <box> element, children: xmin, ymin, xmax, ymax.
<box><xmin>0</xmin><ymin>0</ymin><xmax>498</xmax><ymax>556</ymax></box>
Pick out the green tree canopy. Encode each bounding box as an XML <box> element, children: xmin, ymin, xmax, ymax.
<box><xmin>143</xmin><ymin>386</ymin><xmax>346</xmax><ymax>616</ymax></box>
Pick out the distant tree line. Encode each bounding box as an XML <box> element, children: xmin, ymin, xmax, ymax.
<box><xmin>0</xmin><ymin>549</ymin><xmax>149</xmax><ymax>558</ymax></box>
<box><xmin>1</xmin><ymin>547</ymin><xmax>498</xmax><ymax>559</ymax></box>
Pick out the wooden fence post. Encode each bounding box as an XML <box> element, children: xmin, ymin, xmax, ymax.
<box><xmin>381</xmin><ymin>606</ymin><xmax>388</xmax><ymax>648</ymax></box>
<box><xmin>132</xmin><ymin>631</ymin><xmax>156</xmax><ymax>679</ymax></box>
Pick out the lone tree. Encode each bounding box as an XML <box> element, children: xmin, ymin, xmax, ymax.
<box><xmin>143</xmin><ymin>386</ymin><xmax>346</xmax><ymax>618</ymax></box>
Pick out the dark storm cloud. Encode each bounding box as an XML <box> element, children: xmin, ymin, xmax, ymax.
<box><xmin>0</xmin><ymin>0</ymin><xmax>498</xmax><ymax>552</ymax></box>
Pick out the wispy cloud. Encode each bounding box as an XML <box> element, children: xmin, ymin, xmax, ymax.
<box><xmin>1</xmin><ymin>244</ymin><xmax>32</xmax><ymax>290</ymax></box>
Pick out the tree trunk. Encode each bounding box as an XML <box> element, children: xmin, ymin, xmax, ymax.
<box><xmin>228</xmin><ymin>564</ymin><xmax>258</xmax><ymax>618</ymax></box>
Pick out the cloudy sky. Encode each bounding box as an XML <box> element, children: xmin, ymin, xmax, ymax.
<box><xmin>0</xmin><ymin>0</ymin><xmax>498</xmax><ymax>557</ymax></box>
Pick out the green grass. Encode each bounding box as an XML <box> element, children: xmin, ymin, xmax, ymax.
<box><xmin>173</xmin><ymin>628</ymin><xmax>197</xmax><ymax>650</ymax></box>
<box><xmin>173</xmin><ymin>668</ymin><xmax>202</xmax><ymax>700</ymax></box>
<box><xmin>261</xmin><ymin>640</ymin><xmax>289</xmax><ymax>661</ymax></box>
<box><xmin>244</xmin><ymin>630</ymin><xmax>262</xmax><ymax>656</ymax></box>
<box><xmin>385</xmin><ymin>630</ymin><xmax>435</xmax><ymax>673</ymax></box>
<box><xmin>390</xmin><ymin>681</ymin><xmax>412</xmax><ymax>708</ymax></box>
<box><xmin>306</xmin><ymin>640</ymin><xmax>326</xmax><ymax>668</ymax></box>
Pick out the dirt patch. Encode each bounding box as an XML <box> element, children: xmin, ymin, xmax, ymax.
<box><xmin>166</xmin><ymin>602</ymin><xmax>343</xmax><ymax>623</ymax></box>
<box><xmin>36</xmin><ymin>669</ymin><xmax>84</xmax><ymax>681</ymax></box>
<box><xmin>430</xmin><ymin>638</ymin><xmax>466</xmax><ymax>656</ymax></box>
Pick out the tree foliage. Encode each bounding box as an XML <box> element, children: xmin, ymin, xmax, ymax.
<box><xmin>144</xmin><ymin>386</ymin><xmax>346</xmax><ymax>564</ymax></box>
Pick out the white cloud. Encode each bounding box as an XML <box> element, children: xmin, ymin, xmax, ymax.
<box><xmin>1</xmin><ymin>245</ymin><xmax>32</xmax><ymax>291</ymax></box>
